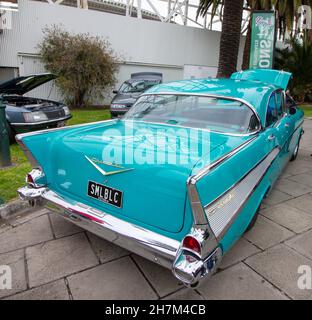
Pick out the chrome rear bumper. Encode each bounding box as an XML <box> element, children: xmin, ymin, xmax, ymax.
<box><xmin>18</xmin><ymin>185</ymin><xmax>222</xmax><ymax>287</ymax></box>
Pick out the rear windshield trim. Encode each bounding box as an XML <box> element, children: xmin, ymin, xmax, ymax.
<box><xmin>130</xmin><ymin>92</ymin><xmax>262</xmax><ymax>136</ymax></box>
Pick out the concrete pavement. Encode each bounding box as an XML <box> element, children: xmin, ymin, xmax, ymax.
<box><xmin>1</xmin><ymin>120</ymin><xmax>312</xmax><ymax>300</ymax></box>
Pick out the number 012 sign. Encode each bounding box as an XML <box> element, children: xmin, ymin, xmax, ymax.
<box><xmin>249</xmin><ymin>11</ymin><xmax>276</xmax><ymax>69</ymax></box>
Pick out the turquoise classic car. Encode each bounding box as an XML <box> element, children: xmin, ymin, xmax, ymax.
<box><xmin>17</xmin><ymin>69</ymin><xmax>304</xmax><ymax>287</ymax></box>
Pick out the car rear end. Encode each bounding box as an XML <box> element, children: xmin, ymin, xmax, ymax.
<box><xmin>16</xmin><ymin>120</ymin><xmax>225</xmax><ymax>287</ymax></box>
<box><xmin>18</xmin><ymin>162</ymin><xmax>223</xmax><ymax>288</ymax></box>
<box><xmin>110</xmin><ymin>100</ymin><xmax>134</xmax><ymax>118</ymax></box>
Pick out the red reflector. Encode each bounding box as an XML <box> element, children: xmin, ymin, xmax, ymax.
<box><xmin>183</xmin><ymin>236</ymin><xmax>201</xmax><ymax>254</ymax></box>
<box><xmin>26</xmin><ymin>174</ymin><xmax>34</xmax><ymax>185</ymax></box>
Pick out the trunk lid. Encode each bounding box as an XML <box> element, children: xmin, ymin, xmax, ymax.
<box><xmin>231</xmin><ymin>69</ymin><xmax>292</xmax><ymax>90</ymax></box>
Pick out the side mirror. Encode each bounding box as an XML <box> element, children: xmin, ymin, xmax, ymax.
<box><xmin>113</xmin><ymin>90</ymin><xmax>118</xmax><ymax>94</ymax></box>
<box><xmin>289</xmin><ymin>107</ymin><xmax>297</xmax><ymax>115</ymax></box>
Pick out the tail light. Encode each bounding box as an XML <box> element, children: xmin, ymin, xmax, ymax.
<box><xmin>182</xmin><ymin>236</ymin><xmax>201</xmax><ymax>254</ymax></box>
<box><xmin>26</xmin><ymin>173</ymin><xmax>35</xmax><ymax>185</ymax></box>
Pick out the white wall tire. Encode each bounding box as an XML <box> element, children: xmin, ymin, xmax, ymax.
<box><xmin>290</xmin><ymin>141</ymin><xmax>300</xmax><ymax>161</ymax></box>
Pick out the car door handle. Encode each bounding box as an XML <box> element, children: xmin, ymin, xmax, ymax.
<box><xmin>285</xmin><ymin>123</ymin><xmax>290</xmax><ymax>128</ymax></box>
<box><xmin>268</xmin><ymin>134</ymin><xmax>275</xmax><ymax>141</ymax></box>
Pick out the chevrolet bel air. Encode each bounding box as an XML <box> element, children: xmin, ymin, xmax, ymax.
<box><xmin>17</xmin><ymin>69</ymin><xmax>304</xmax><ymax>287</ymax></box>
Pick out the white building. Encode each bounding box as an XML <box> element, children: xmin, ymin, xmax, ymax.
<box><xmin>0</xmin><ymin>0</ymin><xmax>246</xmax><ymax>104</ymax></box>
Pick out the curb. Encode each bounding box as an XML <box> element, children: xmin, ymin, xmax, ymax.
<box><xmin>0</xmin><ymin>199</ymin><xmax>30</xmax><ymax>220</ymax></box>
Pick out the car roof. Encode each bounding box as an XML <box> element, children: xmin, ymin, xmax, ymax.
<box><xmin>145</xmin><ymin>78</ymin><xmax>280</xmax><ymax>126</ymax></box>
<box><xmin>131</xmin><ymin>72</ymin><xmax>162</xmax><ymax>81</ymax></box>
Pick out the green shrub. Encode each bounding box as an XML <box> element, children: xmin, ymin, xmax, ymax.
<box><xmin>38</xmin><ymin>25</ymin><xmax>118</xmax><ymax>107</ymax></box>
<box><xmin>275</xmin><ymin>37</ymin><xmax>312</xmax><ymax>102</ymax></box>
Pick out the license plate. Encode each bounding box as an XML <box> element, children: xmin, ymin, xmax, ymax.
<box><xmin>87</xmin><ymin>181</ymin><xmax>123</xmax><ymax>208</ymax></box>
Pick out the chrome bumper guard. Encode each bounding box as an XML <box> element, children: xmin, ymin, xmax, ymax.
<box><xmin>173</xmin><ymin>247</ymin><xmax>222</xmax><ymax>286</ymax></box>
<box><xmin>17</xmin><ymin>185</ymin><xmax>222</xmax><ymax>287</ymax></box>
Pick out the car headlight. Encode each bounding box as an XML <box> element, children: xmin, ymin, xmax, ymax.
<box><xmin>23</xmin><ymin>111</ymin><xmax>48</xmax><ymax>123</ymax></box>
<box><xmin>63</xmin><ymin>106</ymin><xmax>70</xmax><ymax>116</ymax></box>
<box><xmin>111</xmin><ymin>104</ymin><xmax>127</xmax><ymax>109</ymax></box>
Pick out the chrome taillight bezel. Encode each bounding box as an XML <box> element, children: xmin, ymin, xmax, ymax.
<box><xmin>26</xmin><ymin>168</ymin><xmax>46</xmax><ymax>188</ymax></box>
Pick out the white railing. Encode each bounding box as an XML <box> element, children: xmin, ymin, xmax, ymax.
<box><xmin>40</xmin><ymin>0</ymin><xmax>251</xmax><ymax>31</ymax></box>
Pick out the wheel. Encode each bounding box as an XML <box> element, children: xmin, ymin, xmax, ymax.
<box><xmin>244</xmin><ymin>206</ymin><xmax>260</xmax><ymax>233</ymax></box>
<box><xmin>290</xmin><ymin>139</ymin><xmax>300</xmax><ymax>161</ymax></box>
<box><xmin>189</xmin><ymin>281</ymin><xmax>199</xmax><ymax>289</ymax></box>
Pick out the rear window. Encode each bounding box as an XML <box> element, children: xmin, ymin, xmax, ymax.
<box><xmin>123</xmin><ymin>94</ymin><xmax>260</xmax><ymax>134</ymax></box>
<box><xmin>119</xmin><ymin>80</ymin><xmax>157</xmax><ymax>93</ymax></box>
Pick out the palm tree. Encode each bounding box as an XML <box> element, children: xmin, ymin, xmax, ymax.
<box><xmin>276</xmin><ymin>0</ymin><xmax>311</xmax><ymax>39</ymax></box>
<box><xmin>244</xmin><ymin>0</ymin><xmax>312</xmax><ymax>67</ymax></box>
<box><xmin>197</xmin><ymin>0</ymin><xmax>311</xmax><ymax>74</ymax></box>
<box><xmin>275</xmin><ymin>36</ymin><xmax>312</xmax><ymax>102</ymax></box>
<box><xmin>198</xmin><ymin>0</ymin><xmax>244</xmax><ymax>78</ymax></box>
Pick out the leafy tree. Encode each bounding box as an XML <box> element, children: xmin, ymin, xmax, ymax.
<box><xmin>242</xmin><ymin>0</ymin><xmax>312</xmax><ymax>69</ymax></box>
<box><xmin>38</xmin><ymin>26</ymin><xmax>118</xmax><ymax>108</ymax></box>
<box><xmin>275</xmin><ymin>36</ymin><xmax>312</xmax><ymax>102</ymax></box>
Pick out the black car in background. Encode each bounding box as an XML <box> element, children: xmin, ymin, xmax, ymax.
<box><xmin>110</xmin><ymin>72</ymin><xmax>163</xmax><ymax>118</ymax></box>
<box><xmin>0</xmin><ymin>73</ymin><xmax>72</xmax><ymax>142</ymax></box>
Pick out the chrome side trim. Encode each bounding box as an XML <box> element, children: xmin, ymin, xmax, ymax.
<box><xmin>16</xmin><ymin>135</ymin><xmax>40</xmax><ymax>168</ymax></box>
<box><xmin>189</xmin><ymin>135</ymin><xmax>258</xmax><ymax>184</ymax></box>
<box><xmin>11</xmin><ymin>115</ymin><xmax>71</xmax><ymax>126</ymax></box>
<box><xmin>186</xmin><ymin>184</ymin><xmax>218</xmax><ymax>253</ymax></box>
<box><xmin>187</xmin><ymin>183</ymin><xmax>209</xmax><ymax>226</ymax></box>
<box><xmin>295</xmin><ymin>120</ymin><xmax>304</xmax><ymax>133</ymax></box>
<box><xmin>15</xmin><ymin>119</ymin><xmax>117</xmax><ymax>140</ymax></box>
<box><xmin>140</xmin><ymin>92</ymin><xmax>262</xmax><ymax>133</ymax></box>
<box><xmin>185</xmin><ymin>136</ymin><xmax>259</xmax><ymax>257</ymax></box>
<box><xmin>204</xmin><ymin>147</ymin><xmax>280</xmax><ymax>240</ymax></box>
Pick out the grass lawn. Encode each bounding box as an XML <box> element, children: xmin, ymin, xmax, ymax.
<box><xmin>0</xmin><ymin>144</ymin><xmax>32</xmax><ymax>204</ymax></box>
<box><xmin>300</xmin><ymin>104</ymin><xmax>312</xmax><ymax>117</ymax></box>
<box><xmin>0</xmin><ymin>109</ymin><xmax>111</xmax><ymax>204</ymax></box>
<box><xmin>68</xmin><ymin>108</ymin><xmax>111</xmax><ymax>125</ymax></box>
